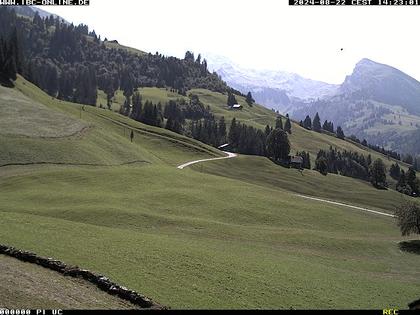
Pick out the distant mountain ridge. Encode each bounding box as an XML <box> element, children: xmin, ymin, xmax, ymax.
<box><xmin>206</xmin><ymin>54</ymin><xmax>339</xmax><ymax>113</ymax></box>
<box><xmin>291</xmin><ymin>58</ymin><xmax>420</xmax><ymax>155</ymax></box>
<box><xmin>339</xmin><ymin>58</ymin><xmax>420</xmax><ymax>115</ymax></box>
<box><xmin>207</xmin><ymin>55</ymin><xmax>420</xmax><ymax>154</ymax></box>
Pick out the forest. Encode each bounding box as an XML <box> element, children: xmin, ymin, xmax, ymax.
<box><xmin>0</xmin><ymin>7</ymin><xmax>242</xmax><ymax>106</ymax></box>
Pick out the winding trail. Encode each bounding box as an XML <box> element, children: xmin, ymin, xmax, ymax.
<box><xmin>177</xmin><ymin>152</ymin><xmax>395</xmax><ymax>218</ymax></box>
<box><xmin>177</xmin><ymin>151</ymin><xmax>237</xmax><ymax>170</ymax></box>
<box><xmin>293</xmin><ymin>194</ymin><xmax>395</xmax><ymax>218</ymax></box>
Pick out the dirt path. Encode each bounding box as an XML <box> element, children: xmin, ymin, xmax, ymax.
<box><xmin>177</xmin><ymin>152</ymin><xmax>395</xmax><ymax>218</ymax></box>
<box><xmin>293</xmin><ymin>194</ymin><xmax>395</xmax><ymax>218</ymax></box>
<box><xmin>177</xmin><ymin>151</ymin><xmax>237</xmax><ymax>169</ymax></box>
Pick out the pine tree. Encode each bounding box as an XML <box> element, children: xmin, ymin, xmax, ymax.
<box><xmin>245</xmin><ymin>91</ymin><xmax>255</xmax><ymax>106</ymax></box>
<box><xmin>406</xmin><ymin>168</ymin><xmax>419</xmax><ymax>196</ymax></box>
<box><xmin>313</xmin><ymin>112</ymin><xmax>322</xmax><ymax>132</ymax></box>
<box><xmin>265</xmin><ymin>125</ymin><xmax>271</xmax><ymax>138</ymax></box>
<box><xmin>130</xmin><ymin>91</ymin><xmax>142</xmax><ymax>121</ymax></box>
<box><xmin>219</xmin><ymin>116</ymin><xmax>227</xmax><ymax>143</ymax></box>
<box><xmin>228</xmin><ymin>118</ymin><xmax>239</xmax><ymax>147</ymax></box>
<box><xmin>266</xmin><ymin>129</ymin><xmax>290</xmax><ymax>162</ymax></box>
<box><xmin>227</xmin><ymin>92</ymin><xmax>238</xmax><ymax>107</ymax></box>
<box><xmin>275</xmin><ymin>116</ymin><xmax>283</xmax><ymax>130</ymax></box>
<box><xmin>336</xmin><ymin>126</ymin><xmax>345</xmax><ymax>139</ymax></box>
<box><xmin>396</xmin><ymin>170</ymin><xmax>411</xmax><ymax>195</ymax></box>
<box><xmin>369</xmin><ymin>158</ymin><xmax>387</xmax><ymax>189</ymax></box>
<box><xmin>389</xmin><ymin>163</ymin><xmax>401</xmax><ymax>180</ymax></box>
<box><xmin>45</xmin><ymin>65</ymin><xmax>59</xmax><ymax>96</ymax></box>
<box><xmin>284</xmin><ymin>118</ymin><xmax>292</xmax><ymax>134</ymax></box>
<box><xmin>315</xmin><ymin>156</ymin><xmax>328</xmax><ymax>175</ymax></box>
<box><xmin>303</xmin><ymin>115</ymin><xmax>312</xmax><ymax>129</ymax></box>
<box><xmin>120</xmin><ymin>96</ymin><xmax>131</xmax><ymax>116</ymax></box>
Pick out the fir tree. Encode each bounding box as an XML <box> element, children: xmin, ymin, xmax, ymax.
<box><xmin>227</xmin><ymin>92</ymin><xmax>238</xmax><ymax>107</ymax></box>
<box><xmin>369</xmin><ymin>158</ymin><xmax>387</xmax><ymax>189</ymax></box>
<box><xmin>284</xmin><ymin>118</ymin><xmax>292</xmax><ymax>134</ymax></box>
<box><xmin>245</xmin><ymin>91</ymin><xmax>255</xmax><ymax>106</ymax></box>
<box><xmin>266</xmin><ymin>129</ymin><xmax>290</xmax><ymax>162</ymax></box>
<box><xmin>312</xmin><ymin>112</ymin><xmax>322</xmax><ymax>132</ymax></box>
<box><xmin>336</xmin><ymin>126</ymin><xmax>345</xmax><ymax>139</ymax></box>
<box><xmin>275</xmin><ymin>116</ymin><xmax>283</xmax><ymax>130</ymax></box>
<box><xmin>303</xmin><ymin>115</ymin><xmax>312</xmax><ymax>129</ymax></box>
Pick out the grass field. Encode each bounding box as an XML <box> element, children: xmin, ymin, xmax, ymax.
<box><xmin>1</xmin><ymin>165</ymin><xmax>419</xmax><ymax>309</ymax></box>
<box><xmin>191</xmin><ymin>155</ymin><xmax>410</xmax><ymax>214</ymax></box>
<box><xmin>0</xmin><ymin>84</ymin><xmax>86</xmax><ymax>138</ymax></box>
<box><xmin>1</xmin><ymin>77</ymin><xmax>419</xmax><ymax>309</ymax></box>
<box><xmin>0</xmin><ymin>255</ymin><xmax>136</xmax><ymax>309</ymax></box>
<box><xmin>98</xmin><ymin>85</ymin><xmax>410</xmax><ymax>174</ymax></box>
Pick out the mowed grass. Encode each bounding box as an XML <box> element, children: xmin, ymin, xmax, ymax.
<box><xmin>1</xmin><ymin>165</ymin><xmax>419</xmax><ymax>309</ymax></box>
<box><xmin>1</xmin><ymin>77</ymin><xmax>221</xmax><ymax>167</ymax></box>
<box><xmin>1</xmin><ymin>77</ymin><xmax>419</xmax><ymax>309</ymax></box>
<box><xmin>0</xmin><ymin>85</ymin><xmax>86</xmax><ymax>138</ymax></box>
<box><xmin>192</xmin><ymin>155</ymin><xmax>410</xmax><ymax>214</ymax></box>
<box><xmin>0</xmin><ymin>256</ymin><xmax>136</xmax><ymax>309</ymax></box>
<box><xmin>97</xmin><ymin>88</ymin><xmax>187</xmax><ymax>112</ymax></box>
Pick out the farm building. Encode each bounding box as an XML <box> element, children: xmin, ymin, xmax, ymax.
<box><xmin>231</xmin><ymin>104</ymin><xmax>242</xmax><ymax>110</ymax></box>
<box><xmin>289</xmin><ymin>156</ymin><xmax>303</xmax><ymax>169</ymax></box>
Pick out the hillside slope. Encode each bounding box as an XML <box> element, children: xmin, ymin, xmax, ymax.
<box><xmin>0</xmin><ymin>255</ymin><xmax>136</xmax><ymax>309</ymax></box>
<box><xmin>1</xmin><ymin>78</ymin><xmax>419</xmax><ymax>309</ymax></box>
<box><xmin>292</xmin><ymin>59</ymin><xmax>420</xmax><ymax>154</ymax></box>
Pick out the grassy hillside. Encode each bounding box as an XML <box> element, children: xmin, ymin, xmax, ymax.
<box><xmin>104</xmin><ymin>40</ymin><xmax>147</xmax><ymax>56</ymax></box>
<box><xmin>0</xmin><ymin>255</ymin><xmax>136</xmax><ymax>309</ymax></box>
<box><xmin>1</xmin><ymin>77</ymin><xmax>221</xmax><ymax>168</ymax></box>
<box><xmin>188</xmin><ymin>88</ymin><xmax>410</xmax><ymax>171</ymax></box>
<box><xmin>113</xmin><ymin>85</ymin><xmax>409</xmax><ymax>177</ymax></box>
<box><xmin>190</xmin><ymin>155</ymin><xmax>408</xmax><ymax>214</ymax></box>
<box><xmin>1</xmin><ymin>77</ymin><xmax>419</xmax><ymax>309</ymax></box>
<box><xmin>1</xmin><ymin>165</ymin><xmax>419</xmax><ymax>309</ymax></box>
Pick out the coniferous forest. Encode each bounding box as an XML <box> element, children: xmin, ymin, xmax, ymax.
<box><xmin>1</xmin><ymin>6</ymin><xmax>418</xmax><ymax>197</ymax></box>
<box><xmin>0</xmin><ymin>7</ymin><xmax>241</xmax><ymax>106</ymax></box>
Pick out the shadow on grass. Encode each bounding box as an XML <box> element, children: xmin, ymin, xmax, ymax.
<box><xmin>399</xmin><ymin>240</ymin><xmax>420</xmax><ymax>255</ymax></box>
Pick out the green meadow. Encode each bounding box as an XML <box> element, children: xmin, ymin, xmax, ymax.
<box><xmin>0</xmin><ymin>77</ymin><xmax>419</xmax><ymax>309</ymax></box>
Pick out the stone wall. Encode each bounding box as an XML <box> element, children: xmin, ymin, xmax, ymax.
<box><xmin>0</xmin><ymin>244</ymin><xmax>166</xmax><ymax>309</ymax></box>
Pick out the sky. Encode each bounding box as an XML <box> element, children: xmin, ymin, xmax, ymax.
<box><xmin>41</xmin><ymin>0</ymin><xmax>420</xmax><ymax>84</ymax></box>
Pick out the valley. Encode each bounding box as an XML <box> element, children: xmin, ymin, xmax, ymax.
<box><xmin>1</xmin><ymin>76</ymin><xmax>419</xmax><ymax>309</ymax></box>
<box><xmin>209</xmin><ymin>56</ymin><xmax>420</xmax><ymax>156</ymax></box>
<box><xmin>0</xmin><ymin>5</ymin><xmax>419</xmax><ymax>310</ymax></box>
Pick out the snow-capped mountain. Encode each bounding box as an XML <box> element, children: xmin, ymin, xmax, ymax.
<box><xmin>205</xmin><ymin>54</ymin><xmax>339</xmax><ymax>113</ymax></box>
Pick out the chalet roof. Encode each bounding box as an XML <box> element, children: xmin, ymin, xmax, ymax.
<box><xmin>290</xmin><ymin>156</ymin><xmax>303</xmax><ymax>164</ymax></box>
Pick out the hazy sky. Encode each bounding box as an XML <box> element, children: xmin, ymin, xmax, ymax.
<box><xmin>42</xmin><ymin>0</ymin><xmax>420</xmax><ymax>84</ymax></box>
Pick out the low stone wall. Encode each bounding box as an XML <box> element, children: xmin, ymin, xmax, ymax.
<box><xmin>0</xmin><ymin>244</ymin><xmax>166</xmax><ymax>309</ymax></box>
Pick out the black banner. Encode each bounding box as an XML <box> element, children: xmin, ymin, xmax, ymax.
<box><xmin>0</xmin><ymin>310</ymin><xmax>417</xmax><ymax>315</ymax></box>
<box><xmin>0</xmin><ymin>0</ymin><xmax>89</xmax><ymax>5</ymax></box>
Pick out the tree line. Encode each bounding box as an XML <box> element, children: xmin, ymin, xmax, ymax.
<box><xmin>390</xmin><ymin>163</ymin><xmax>420</xmax><ymax>197</ymax></box>
<box><xmin>314</xmin><ymin>146</ymin><xmax>388</xmax><ymax>189</ymax></box>
<box><xmin>300</xmin><ymin>111</ymin><xmax>402</xmax><ymax>161</ymax></box>
<box><xmin>0</xmin><ymin>29</ymin><xmax>19</xmax><ymax>85</ymax></box>
<box><xmin>117</xmin><ymin>91</ymin><xmax>296</xmax><ymax>164</ymax></box>
<box><xmin>0</xmin><ymin>7</ymin><xmax>242</xmax><ymax>106</ymax></box>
